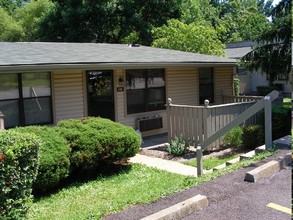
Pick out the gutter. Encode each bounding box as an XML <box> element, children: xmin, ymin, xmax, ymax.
<box><xmin>0</xmin><ymin>62</ymin><xmax>236</xmax><ymax>73</ymax></box>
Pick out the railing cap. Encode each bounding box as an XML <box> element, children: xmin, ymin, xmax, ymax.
<box><xmin>0</xmin><ymin>111</ymin><xmax>4</xmax><ymax>117</ymax></box>
<box><xmin>265</xmin><ymin>90</ymin><xmax>279</xmax><ymax>101</ymax></box>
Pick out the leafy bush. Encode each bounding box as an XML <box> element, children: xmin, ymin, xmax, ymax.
<box><xmin>0</xmin><ymin>130</ymin><xmax>40</xmax><ymax>219</ymax></box>
<box><xmin>256</xmin><ymin>85</ymin><xmax>279</xmax><ymax>96</ymax></box>
<box><xmin>242</xmin><ymin>125</ymin><xmax>264</xmax><ymax>149</ymax></box>
<box><xmin>167</xmin><ymin>135</ymin><xmax>187</xmax><ymax>156</ymax></box>
<box><xmin>12</xmin><ymin>126</ymin><xmax>70</xmax><ymax>193</ymax></box>
<box><xmin>233</xmin><ymin>76</ymin><xmax>240</xmax><ymax>96</ymax></box>
<box><xmin>223</xmin><ymin>126</ymin><xmax>243</xmax><ymax>147</ymax></box>
<box><xmin>260</xmin><ymin>106</ymin><xmax>291</xmax><ymax>140</ymax></box>
<box><xmin>57</xmin><ymin>117</ymin><xmax>141</xmax><ymax>172</ymax></box>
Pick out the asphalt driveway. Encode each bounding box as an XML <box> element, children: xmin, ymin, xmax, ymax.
<box><xmin>103</xmin><ymin>149</ymin><xmax>291</xmax><ymax>220</ymax></box>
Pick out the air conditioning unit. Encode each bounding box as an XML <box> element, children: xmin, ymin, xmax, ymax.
<box><xmin>136</xmin><ymin>116</ymin><xmax>163</xmax><ymax>132</ymax></box>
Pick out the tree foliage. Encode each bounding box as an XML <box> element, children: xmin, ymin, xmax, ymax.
<box><xmin>241</xmin><ymin>0</ymin><xmax>291</xmax><ymax>83</ymax></box>
<box><xmin>37</xmin><ymin>0</ymin><xmax>181</xmax><ymax>45</ymax></box>
<box><xmin>0</xmin><ymin>8</ymin><xmax>23</xmax><ymax>41</ymax></box>
<box><xmin>152</xmin><ymin>19</ymin><xmax>225</xmax><ymax>56</ymax></box>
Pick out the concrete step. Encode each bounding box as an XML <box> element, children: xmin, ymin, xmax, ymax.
<box><xmin>240</xmin><ymin>150</ymin><xmax>256</xmax><ymax>160</ymax></box>
<box><xmin>226</xmin><ymin>157</ymin><xmax>240</xmax><ymax>166</ymax></box>
<box><xmin>213</xmin><ymin>163</ymin><xmax>226</xmax><ymax>171</ymax></box>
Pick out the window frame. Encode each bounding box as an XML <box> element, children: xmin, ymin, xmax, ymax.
<box><xmin>0</xmin><ymin>72</ymin><xmax>53</xmax><ymax>128</ymax></box>
<box><xmin>126</xmin><ymin>69</ymin><xmax>166</xmax><ymax>115</ymax></box>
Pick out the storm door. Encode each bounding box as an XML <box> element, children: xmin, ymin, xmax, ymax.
<box><xmin>87</xmin><ymin>70</ymin><xmax>115</xmax><ymax>121</ymax></box>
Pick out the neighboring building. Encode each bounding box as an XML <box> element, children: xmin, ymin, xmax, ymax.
<box><xmin>225</xmin><ymin>41</ymin><xmax>291</xmax><ymax>97</ymax></box>
<box><xmin>0</xmin><ymin>42</ymin><xmax>236</xmax><ymax>137</ymax></box>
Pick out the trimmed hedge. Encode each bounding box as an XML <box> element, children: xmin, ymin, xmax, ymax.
<box><xmin>242</xmin><ymin>125</ymin><xmax>264</xmax><ymax>150</ymax></box>
<box><xmin>12</xmin><ymin>126</ymin><xmax>70</xmax><ymax>193</ymax></box>
<box><xmin>256</xmin><ymin>85</ymin><xmax>279</xmax><ymax>96</ymax></box>
<box><xmin>57</xmin><ymin>117</ymin><xmax>141</xmax><ymax>172</ymax></box>
<box><xmin>223</xmin><ymin>126</ymin><xmax>243</xmax><ymax>147</ymax></box>
<box><xmin>260</xmin><ymin>106</ymin><xmax>291</xmax><ymax>140</ymax></box>
<box><xmin>0</xmin><ymin>130</ymin><xmax>40</xmax><ymax>219</ymax></box>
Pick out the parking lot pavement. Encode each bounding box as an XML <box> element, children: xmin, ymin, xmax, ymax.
<box><xmin>183</xmin><ymin>163</ymin><xmax>291</xmax><ymax>220</ymax></box>
<box><xmin>103</xmin><ymin>149</ymin><xmax>291</xmax><ymax>220</ymax></box>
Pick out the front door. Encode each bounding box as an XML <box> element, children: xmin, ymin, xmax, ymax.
<box><xmin>87</xmin><ymin>70</ymin><xmax>115</xmax><ymax>121</ymax></box>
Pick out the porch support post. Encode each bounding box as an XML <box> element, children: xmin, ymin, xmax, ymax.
<box><xmin>0</xmin><ymin>111</ymin><xmax>5</xmax><ymax>130</ymax></box>
<box><xmin>264</xmin><ymin>96</ymin><xmax>272</xmax><ymax>149</ymax></box>
<box><xmin>197</xmin><ymin>146</ymin><xmax>203</xmax><ymax>177</ymax></box>
<box><xmin>167</xmin><ymin>98</ymin><xmax>172</xmax><ymax>143</ymax></box>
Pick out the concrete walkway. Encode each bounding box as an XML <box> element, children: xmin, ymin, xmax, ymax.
<box><xmin>129</xmin><ymin>154</ymin><xmax>198</xmax><ymax>177</ymax></box>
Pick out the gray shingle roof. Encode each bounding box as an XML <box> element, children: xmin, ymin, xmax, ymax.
<box><xmin>0</xmin><ymin>42</ymin><xmax>236</xmax><ymax>66</ymax></box>
<box><xmin>225</xmin><ymin>41</ymin><xmax>256</xmax><ymax>59</ymax></box>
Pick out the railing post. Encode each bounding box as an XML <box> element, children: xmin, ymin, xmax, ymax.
<box><xmin>0</xmin><ymin>111</ymin><xmax>5</xmax><ymax>130</ymax></box>
<box><xmin>167</xmin><ymin>98</ymin><xmax>172</xmax><ymax>143</ymax></box>
<box><xmin>264</xmin><ymin>96</ymin><xmax>272</xmax><ymax>149</ymax></box>
<box><xmin>197</xmin><ymin>146</ymin><xmax>203</xmax><ymax>177</ymax></box>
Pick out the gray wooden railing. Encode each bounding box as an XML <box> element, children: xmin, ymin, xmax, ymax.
<box><xmin>0</xmin><ymin>111</ymin><xmax>4</xmax><ymax>130</ymax></box>
<box><xmin>166</xmin><ymin>100</ymin><xmax>258</xmax><ymax>150</ymax></box>
<box><xmin>223</xmin><ymin>95</ymin><xmax>262</xmax><ymax>103</ymax></box>
<box><xmin>196</xmin><ymin>90</ymin><xmax>279</xmax><ymax>176</ymax></box>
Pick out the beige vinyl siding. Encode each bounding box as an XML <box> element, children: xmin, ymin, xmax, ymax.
<box><xmin>52</xmin><ymin>71</ymin><xmax>85</xmax><ymax>122</ymax></box>
<box><xmin>166</xmin><ymin>67</ymin><xmax>199</xmax><ymax>105</ymax></box>
<box><xmin>214</xmin><ymin>67</ymin><xmax>234</xmax><ymax>104</ymax></box>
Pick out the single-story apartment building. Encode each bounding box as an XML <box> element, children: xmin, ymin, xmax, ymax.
<box><xmin>0</xmin><ymin>42</ymin><xmax>236</xmax><ymax>137</ymax></box>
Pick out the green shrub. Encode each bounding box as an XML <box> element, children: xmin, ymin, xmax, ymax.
<box><xmin>12</xmin><ymin>126</ymin><xmax>70</xmax><ymax>193</ymax></box>
<box><xmin>223</xmin><ymin>126</ymin><xmax>243</xmax><ymax>147</ymax></box>
<box><xmin>233</xmin><ymin>76</ymin><xmax>240</xmax><ymax>96</ymax></box>
<box><xmin>256</xmin><ymin>85</ymin><xmax>279</xmax><ymax>96</ymax></box>
<box><xmin>57</xmin><ymin>117</ymin><xmax>141</xmax><ymax>172</ymax></box>
<box><xmin>260</xmin><ymin>106</ymin><xmax>291</xmax><ymax>140</ymax></box>
<box><xmin>167</xmin><ymin>135</ymin><xmax>187</xmax><ymax>156</ymax></box>
<box><xmin>242</xmin><ymin>125</ymin><xmax>264</xmax><ymax>149</ymax></box>
<box><xmin>0</xmin><ymin>130</ymin><xmax>40</xmax><ymax>219</ymax></box>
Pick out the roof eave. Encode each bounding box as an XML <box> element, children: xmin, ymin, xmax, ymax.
<box><xmin>0</xmin><ymin>62</ymin><xmax>236</xmax><ymax>73</ymax></box>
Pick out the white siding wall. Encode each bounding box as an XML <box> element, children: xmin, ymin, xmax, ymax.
<box><xmin>52</xmin><ymin>71</ymin><xmax>85</xmax><ymax>123</ymax></box>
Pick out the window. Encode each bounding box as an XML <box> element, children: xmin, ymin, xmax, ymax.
<box><xmin>0</xmin><ymin>73</ymin><xmax>52</xmax><ymax>128</ymax></box>
<box><xmin>126</xmin><ymin>69</ymin><xmax>165</xmax><ymax>114</ymax></box>
<box><xmin>199</xmin><ymin>68</ymin><xmax>214</xmax><ymax>104</ymax></box>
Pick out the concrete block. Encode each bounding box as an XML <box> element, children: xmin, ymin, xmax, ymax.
<box><xmin>140</xmin><ymin>195</ymin><xmax>208</xmax><ymax>220</ymax></box>
<box><xmin>279</xmin><ymin>153</ymin><xmax>292</xmax><ymax>169</ymax></box>
<box><xmin>240</xmin><ymin>150</ymin><xmax>255</xmax><ymax>160</ymax></box>
<box><xmin>213</xmin><ymin>163</ymin><xmax>226</xmax><ymax>171</ymax></box>
<box><xmin>255</xmin><ymin>145</ymin><xmax>266</xmax><ymax>154</ymax></box>
<box><xmin>273</xmin><ymin>135</ymin><xmax>292</xmax><ymax>149</ymax></box>
<box><xmin>244</xmin><ymin>160</ymin><xmax>280</xmax><ymax>182</ymax></box>
<box><xmin>226</xmin><ymin>157</ymin><xmax>240</xmax><ymax>166</ymax></box>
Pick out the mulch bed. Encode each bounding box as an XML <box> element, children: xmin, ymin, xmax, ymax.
<box><xmin>139</xmin><ymin>145</ymin><xmax>247</xmax><ymax>163</ymax></box>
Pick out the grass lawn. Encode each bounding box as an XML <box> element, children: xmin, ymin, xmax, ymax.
<box><xmin>283</xmin><ymin>97</ymin><xmax>292</xmax><ymax>108</ymax></box>
<box><xmin>183</xmin><ymin>155</ymin><xmax>237</xmax><ymax>170</ymax></box>
<box><xmin>27</xmin><ymin>150</ymin><xmax>276</xmax><ymax>220</ymax></box>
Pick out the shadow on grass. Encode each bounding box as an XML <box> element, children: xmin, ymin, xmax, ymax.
<box><xmin>33</xmin><ymin>162</ymin><xmax>133</xmax><ymax>200</ymax></box>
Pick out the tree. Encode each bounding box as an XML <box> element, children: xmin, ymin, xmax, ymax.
<box><xmin>0</xmin><ymin>8</ymin><xmax>23</xmax><ymax>41</ymax></box>
<box><xmin>180</xmin><ymin>0</ymin><xmax>219</xmax><ymax>26</ymax></box>
<box><xmin>14</xmin><ymin>0</ymin><xmax>54</xmax><ymax>41</ymax></box>
<box><xmin>214</xmin><ymin>0</ymin><xmax>271</xmax><ymax>42</ymax></box>
<box><xmin>38</xmin><ymin>0</ymin><xmax>181</xmax><ymax>45</ymax></box>
<box><xmin>241</xmin><ymin>0</ymin><xmax>291</xmax><ymax>84</ymax></box>
<box><xmin>152</xmin><ymin>19</ymin><xmax>225</xmax><ymax>56</ymax></box>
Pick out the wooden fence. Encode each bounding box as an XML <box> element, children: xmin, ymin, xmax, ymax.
<box><xmin>166</xmin><ymin>99</ymin><xmax>259</xmax><ymax>150</ymax></box>
<box><xmin>0</xmin><ymin>111</ymin><xmax>4</xmax><ymax>130</ymax></box>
